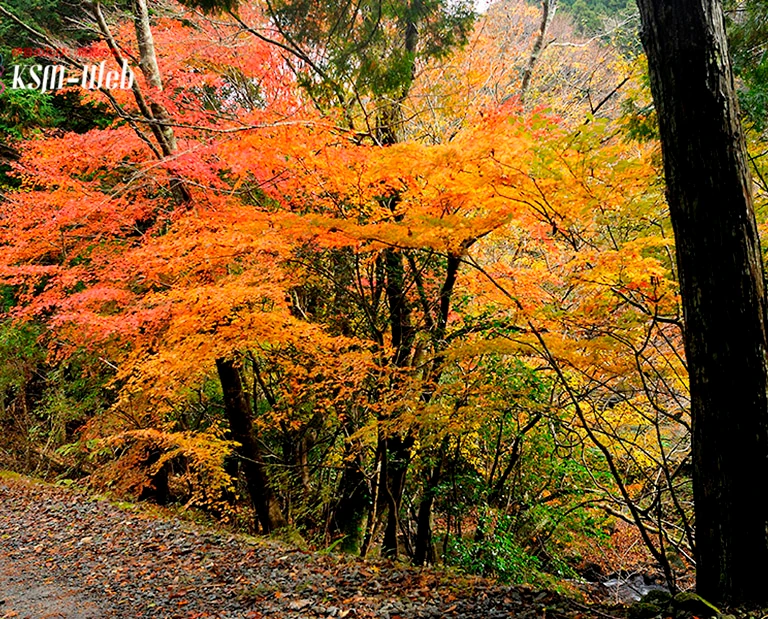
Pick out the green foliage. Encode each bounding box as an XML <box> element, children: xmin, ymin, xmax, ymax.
<box><xmin>176</xmin><ymin>0</ymin><xmax>240</xmax><ymax>13</ymax></box>
<box><xmin>565</xmin><ymin>0</ymin><xmax>603</xmax><ymax>34</ymax></box>
<box><xmin>0</xmin><ymin>88</ymin><xmax>62</xmax><ymax>139</ymax></box>
<box><xmin>40</xmin><ymin>351</ymin><xmax>113</xmax><ymax>445</ymax></box>
<box><xmin>621</xmin><ymin>97</ymin><xmax>658</xmax><ymax>142</ymax></box>
<box><xmin>446</xmin><ymin>510</ymin><xmax>543</xmax><ymax>583</ymax></box>
<box><xmin>423</xmin><ymin>355</ymin><xmax>611</xmax><ymax>582</ymax></box>
<box><xmin>0</xmin><ymin>321</ymin><xmax>45</xmax><ymax>396</ymax></box>
<box><xmin>0</xmin><ymin>322</ymin><xmax>46</xmax><ymax>470</ymax></box>
<box><xmin>267</xmin><ymin>0</ymin><xmax>475</xmax><ymax>105</ymax></box>
<box><xmin>726</xmin><ymin>0</ymin><xmax>768</xmax><ymax>132</ymax></box>
<box><xmin>0</xmin><ymin>0</ymin><xmax>96</xmax><ymax>51</ymax></box>
<box><xmin>0</xmin><ymin>74</ymin><xmax>114</xmax><ymax>138</ymax></box>
<box><xmin>48</xmin><ymin>91</ymin><xmax>115</xmax><ymax>134</ymax></box>
<box><xmin>0</xmin><ymin>320</ymin><xmax>114</xmax><ymax>474</ymax></box>
<box><xmin>559</xmin><ymin>0</ymin><xmax>635</xmax><ymax>35</ymax></box>
<box><xmin>0</xmin><ymin>285</ymin><xmax>16</xmax><ymax>313</ymax></box>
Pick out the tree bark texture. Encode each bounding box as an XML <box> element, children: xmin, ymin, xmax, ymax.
<box><xmin>413</xmin><ymin>438</ymin><xmax>449</xmax><ymax>566</ymax></box>
<box><xmin>132</xmin><ymin>0</ymin><xmax>178</xmax><ymax>155</ymax></box>
<box><xmin>381</xmin><ymin>434</ymin><xmax>413</xmax><ymax>558</ymax></box>
<box><xmin>216</xmin><ymin>357</ymin><xmax>287</xmax><ymax>534</ymax></box>
<box><xmin>636</xmin><ymin>0</ymin><xmax>768</xmax><ymax>604</ymax></box>
<box><xmin>331</xmin><ymin>449</ymin><xmax>370</xmax><ymax>553</ymax></box>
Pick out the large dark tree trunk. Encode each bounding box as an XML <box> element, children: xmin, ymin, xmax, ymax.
<box><xmin>216</xmin><ymin>357</ymin><xmax>286</xmax><ymax>534</ymax></box>
<box><xmin>636</xmin><ymin>0</ymin><xmax>768</xmax><ymax>605</ymax></box>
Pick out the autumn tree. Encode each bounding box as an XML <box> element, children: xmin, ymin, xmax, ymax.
<box><xmin>214</xmin><ymin>0</ymin><xmax>479</xmax><ymax>559</ymax></box>
<box><xmin>636</xmin><ymin>0</ymin><xmax>768</xmax><ymax>605</ymax></box>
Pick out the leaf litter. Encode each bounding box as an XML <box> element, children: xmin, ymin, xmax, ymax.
<box><xmin>0</xmin><ymin>476</ymin><xmax>630</xmax><ymax>619</ymax></box>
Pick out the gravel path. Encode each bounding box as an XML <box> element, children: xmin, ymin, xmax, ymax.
<box><xmin>0</xmin><ymin>551</ymin><xmax>104</xmax><ymax>618</ymax></box>
<box><xmin>0</xmin><ymin>475</ymin><xmax>628</xmax><ymax>619</ymax></box>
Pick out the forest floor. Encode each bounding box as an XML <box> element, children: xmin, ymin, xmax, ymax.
<box><xmin>0</xmin><ymin>473</ymin><xmax>635</xmax><ymax>619</ymax></box>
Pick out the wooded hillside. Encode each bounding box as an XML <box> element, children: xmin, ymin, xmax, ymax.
<box><xmin>2</xmin><ymin>0</ymin><xmax>767</xmax><ymax>609</ymax></box>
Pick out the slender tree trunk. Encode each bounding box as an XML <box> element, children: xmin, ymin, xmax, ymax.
<box><xmin>128</xmin><ymin>0</ymin><xmax>191</xmax><ymax>203</ymax></box>
<box><xmin>360</xmin><ymin>441</ymin><xmax>385</xmax><ymax>558</ymax></box>
<box><xmin>132</xmin><ymin>0</ymin><xmax>178</xmax><ymax>155</ymax></box>
<box><xmin>385</xmin><ymin>247</ymin><xmax>414</xmax><ymax>368</ymax></box>
<box><xmin>411</xmin><ymin>254</ymin><xmax>464</xmax><ymax>563</ymax></box>
<box><xmin>636</xmin><ymin>0</ymin><xmax>768</xmax><ymax>604</ymax></box>
<box><xmin>216</xmin><ymin>357</ymin><xmax>286</xmax><ymax>534</ymax></box>
<box><xmin>519</xmin><ymin>0</ymin><xmax>556</xmax><ymax>103</ymax></box>
<box><xmin>364</xmin><ymin>5</ymin><xmax>424</xmax><ymax>559</ymax></box>
<box><xmin>413</xmin><ymin>437</ymin><xmax>449</xmax><ymax>566</ymax></box>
